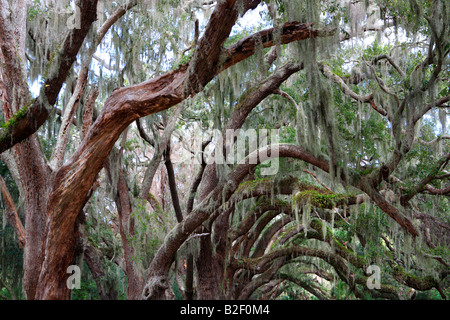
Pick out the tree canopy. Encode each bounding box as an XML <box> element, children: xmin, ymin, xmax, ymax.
<box><xmin>0</xmin><ymin>0</ymin><xmax>449</xmax><ymax>301</ymax></box>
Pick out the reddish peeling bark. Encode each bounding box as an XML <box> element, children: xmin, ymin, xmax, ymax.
<box><xmin>359</xmin><ymin>183</ymin><xmax>420</xmax><ymax>238</ymax></box>
<box><xmin>35</xmin><ymin>13</ymin><xmax>331</xmax><ymax>299</ymax></box>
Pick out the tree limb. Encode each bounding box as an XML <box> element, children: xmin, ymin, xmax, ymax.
<box><xmin>0</xmin><ymin>0</ymin><xmax>139</xmax><ymax>154</ymax></box>
<box><xmin>318</xmin><ymin>62</ymin><xmax>388</xmax><ymax>117</ymax></box>
<box><xmin>401</xmin><ymin>152</ymin><xmax>450</xmax><ymax>204</ymax></box>
<box><xmin>372</xmin><ymin>54</ymin><xmax>406</xmax><ymax>78</ymax></box>
<box><xmin>360</xmin><ymin>184</ymin><xmax>420</xmax><ymax>238</ymax></box>
<box><xmin>164</xmin><ymin>143</ymin><xmax>183</xmax><ymax>223</ymax></box>
<box><xmin>0</xmin><ymin>175</ymin><xmax>25</xmax><ymax>248</ymax></box>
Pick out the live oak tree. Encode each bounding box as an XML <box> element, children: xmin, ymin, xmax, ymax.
<box><xmin>0</xmin><ymin>0</ymin><xmax>449</xmax><ymax>300</ymax></box>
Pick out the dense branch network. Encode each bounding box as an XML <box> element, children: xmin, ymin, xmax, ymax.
<box><xmin>0</xmin><ymin>0</ymin><xmax>448</xmax><ymax>301</ymax></box>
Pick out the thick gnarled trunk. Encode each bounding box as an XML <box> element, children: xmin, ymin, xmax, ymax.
<box><xmin>15</xmin><ymin>138</ymin><xmax>51</xmax><ymax>299</ymax></box>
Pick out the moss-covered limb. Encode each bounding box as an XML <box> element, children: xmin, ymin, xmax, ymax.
<box><xmin>290</xmin><ymin>177</ymin><xmax>364</xmax><ymax>210</ymax></box>
<box><xmin>226</xmin><ymin>145</ymin><xmax>331</xmax><ymax>194</ymax></box>
<box><xmin>235</xmin><ymin>175</ymin><xmax>312</xmax><ymax>196</ymax></box>
<box><xmin>0</xmin><ymin>99</ymin><xmax>49</xmax><ymax>153</ymax></box>
<box><xmin>346</xmin><ymin>264</ymin><xmax>400</xmax><ymax>299</ymax></box>
<box><xmin>392</xmin><ymin>265</ymin><xmax>445</xmax><ymax>297</ymax></box>
<box><xmin>233</xmin><ymin>175</ymin><xmax>350</xmax><ymax>208</ymax></box>
<box><xmin>292</xmin><ymin>188</ymin><xmax>351</xmax><ymax>209</ymax></box>
<box><xmin>229</xmin><ymin>179</ymin><xmax>360</xmax><ymax>259</ymax></box>
<box><xmin>229</xmin><ymin>178</ymin><xmax>358</xmax><ymax>245</ymax></box>
<box><xmin>234</xmin><ymin>177</ymin><xmax>274</xmax><ymax>195</ymax></box>
<box><xmin>285</xmin><ymin>261</ymin><xmax>335</xmax><ymax>282</ymax></box>
<box><xmin>227</xmin><ymin>176</ymin><xmax>298</xmax><ymax>210</ymax></box>
<box><xmin>0</xmin><ymin>102</ymin><xmax>30</xmax><ymax>131</ymax></box>
<box><xmin>352</xmin><ymin>276</ymin><xmax>400</xmax><ymax>300</ymax></box>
